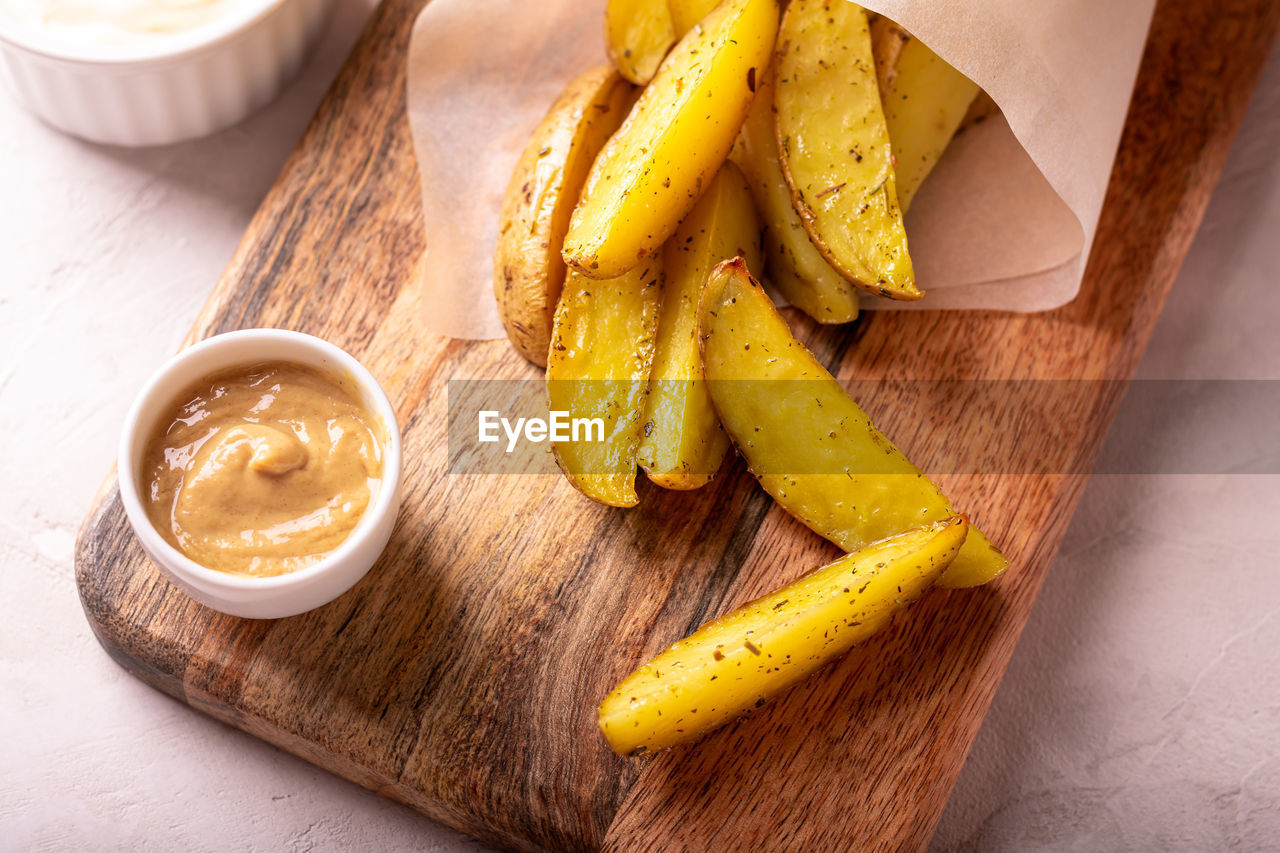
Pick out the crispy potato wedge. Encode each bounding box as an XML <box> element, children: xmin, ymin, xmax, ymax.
<box><xmin>638</xmin><ymin>162</ymin><xmax>762</xmax><ymax>490</ymax></box>
<box><xmin>871</xmin><ymin>18</ymin><xmax>979</xmax><ymax>211</ymax></box>
<box><xmin>698</xmin><ymin>259</ymin><xmax>1008</xmax><ymax>587</ymax></box>
<box><xmin>547</xmin><ymin>261</ymin><xmax>663</xmax><ymax>507</ymax></box>
<box><xmin>495</xmin><ymin>67</ymin><xmax>634</xmax><ymax>366</ymax></box>
<box><xmin>606</xmin><ymin>0</ymin><xmax>677</xmax><ymax>85</ymax></box>
<box><xmin>958</xmin><ymin>90</ymin><xmax>1001</xmax><ymax>133</ymax></box>
<box><xmin>667</xmin><ymin>0</ymin><xmax>720</xmax><ymax>36</ymax></box>
<box><xmin>869</xmin><ymin>14</ymin><xmax>907</xmax><ymax>93</ymax></box>
<box><xmin>731</xmin><ymin>67</ymin><xmax>859</xmax><ymax>323</ymax></box>
<box><xmin>598</xmin><ymin>515</ymin><xmax>968</xmax><ymax>755</ymax></box>
<box><xmin>564</xmin><ymin>0</ymin><xmax>779</xmax><ymax>280</ymax></box>
<box><xmin>774</xmin><ymin>0</ymin><xmax>918</xmax><ymax>300</ymax></box>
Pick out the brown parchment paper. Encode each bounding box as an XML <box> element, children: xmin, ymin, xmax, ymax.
<box><xmin>406</xmin><ymin>0</ymin><xmax>1156</xmax><ymax>338</ymax></box>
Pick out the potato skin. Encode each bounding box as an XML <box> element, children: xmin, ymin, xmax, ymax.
<box><xmin>957</xmin><ymin>90</ymin><xmax>1001</xmax><ymax>133</ymax></box>
<box><xmin>494</xmin><ymin>66</ymin><xmax>633</xmax><ymax>366</ymax></box>
<box><xmin>698</xmin><ymin>258</ymin><xmax>1008</xmax><ymax>587</ymax></box>
<box><xmin>638</xmin><ymin>162</ymin><xmax>762</xmax><ymax>490</ymax></box>
<box><xmin>563</xmin><ymin>0</ymin><xmax>779</xmax><ymax>280</ymax></box>
<box><xmin>774</xmin><ymin>0</ymin><xmax>919</xmax><ymax>300</ymax></box>
<box><xmin>597</xmin><ymin>516</ymin><xmax>968</xmax><ymax>755</ymax></box>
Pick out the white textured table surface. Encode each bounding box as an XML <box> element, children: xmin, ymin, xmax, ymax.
<box><xmin>2</xmin><ymin>5</ymin><xmax>1276</xmax><ymax>848</ymax></box>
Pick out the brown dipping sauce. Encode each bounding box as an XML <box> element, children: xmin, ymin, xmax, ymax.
<box><xmin>142</xmin><ymin>360</ymin><xmax>385</xmax><ymax>577</ymax></box>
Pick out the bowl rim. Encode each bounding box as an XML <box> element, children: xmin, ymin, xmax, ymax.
<box><xmin>116</xmin><ymin>328</ymin><xmax>403</xmax><ymax>595</ymax></box>
<box><xmin>0</xmin><ymin>0</ymin><xmax>292</xmax><ymax>66</ymax></box>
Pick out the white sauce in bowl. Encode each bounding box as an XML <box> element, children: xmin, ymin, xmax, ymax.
<box><xmin>0</xmin><ymin>0</ymin><xmax>262</xmax><ymax>47</ymax></box>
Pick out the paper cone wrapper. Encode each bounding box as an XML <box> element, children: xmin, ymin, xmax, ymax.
<box><xmin>406</xmin><ymin>0</ymin><xmax>1156</xmax><ymax>339</ymax></box>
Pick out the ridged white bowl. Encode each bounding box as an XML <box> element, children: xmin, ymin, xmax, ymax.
<box><xmin>0</xmin><ymin>0</ymin><xmax>333</xmax><ymax>146</ymax></box>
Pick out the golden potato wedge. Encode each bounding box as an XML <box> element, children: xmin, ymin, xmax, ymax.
<box><xmin>494</xmin><ymin>67</ymin><xmax>634</xmax><ymax>366</ymax></box>
<box><xmin>958</xmin><ymin>90</ymin><xmax>1001</xmax><ymax>133</ymax></box>
<box><xmin>730</xmin><ymin>67</ymin><xmax>859</xmax><ymax>324</ymax></box>
<box><xmin>698</xmin><ymin>258</ymin><xmax>1007</xmax><ymax>588</ymax></box>
<box><xmin>606</xmin><ymin>0</ymin><xmax>677</xmax><ymax>85</ymax></box>
<box><xmin>638</xmin><ymin>162</ymin><xmax>762</xmax><ymax>490</ymax></box>
<box><xmin>667</xmin><ymin>0</ymin><xmax>720</xmax><ymax>36</ymax></box>
<box><xmin>774</xmin><ymin>0</ymin><xmax>918</xmax><ymax>300</ymax></box>
<box><xmin>598</xmin><ymin>515</ymin><xmax>968</xmax><ymax>755</ymax></box>
<box><xmin>547</xmin><ymin>261</ymin><xmax>663</xmax><ymax>507</ymax></box>
<box><xmin>563</xmin><ymin>0</ymin><xmax>779</xmax><ymax>280</ymax></box>
<box><xmin>871</xmin><ymin>18</ymin><xmax>979</xmax><ymax>211</ymax></box>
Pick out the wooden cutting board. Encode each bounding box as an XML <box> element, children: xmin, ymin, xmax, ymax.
<box><xmin>75</xmin><ymin>0</ymin><xmax>1279</xmax><ymax>850</ymax></box>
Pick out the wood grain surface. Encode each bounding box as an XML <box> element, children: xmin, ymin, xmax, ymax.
<box><xmin>75</xmin><ymin>0</ymin><xmax>1280</xmax><ymax>850</ymax></box>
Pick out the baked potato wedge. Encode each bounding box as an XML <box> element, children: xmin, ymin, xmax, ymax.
<box><xmin>667</xmin><ymin>0</ymin><xmax>720</xmax><ymax>36</ymax></box>
<box><xmin>774</xmin><ymin>0</ymin><xmax>918</xmax><ymax>300</ymax></box>
<box><xmin>638</xmin><ymin>162</ymin><xmax>762</xmax><ymax>490</ymax></box>
<box><xmin>958</xmin><ymin>90</ymin><xmax>1001</xmax><ymax>133</ymax></box>
<box><xmin>564</xmin><ymin>0</ymin><xmax>779</xmax><ymax>280</ymax></box>
<box><xmin>547</xmin><ymin>261</ymin><xmax>664</xmax><ymax>507</ymax></box>
<box><xmin>494</xmin><ymin>66</ymin><xmax>634</xmax><ymax>366</ymax></box>
<box><xmin>698</xmin><ymin>258</ymin><xmax>1007</xmax><ymax>588</ymax></box>
<box><xmin>730</xmin><ymin>67</ymin><xmax>859</xmax><ymax>323</ymax></box>
<box><xmin>598</xmin><ymin>515</ymin><xmax>968</xmax><ymax>755</ymax></box>
<box><xmin>871</xmin><ymin>18</ymin><xmax>979</xmax><ymax>211</ymax></box>
<box><xmin>606</xmin><ymin>0</ymin><xmax>677</xmax><ymax>85</ymax></box>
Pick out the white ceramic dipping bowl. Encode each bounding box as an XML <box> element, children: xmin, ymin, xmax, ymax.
<box><xmin>117</xmin><ymin>329</ymin><xmax>403</xmax><ymax>619</ymax></box>
<box><xmin>0</xmin><ymin>0</ymin><xmax>334</xmax><ymax>146</ymax></box>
